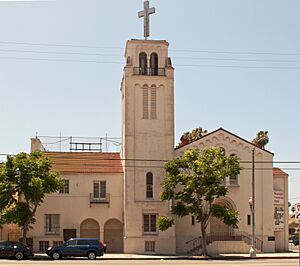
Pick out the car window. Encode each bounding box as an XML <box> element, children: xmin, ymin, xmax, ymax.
<box><xmin>77</xmin><ymin>240</ymin><xmax>89</xmax><ymax>245</ymax></box>
<box><xmin>88</xmin><ymin>240</ymin><xmax>99</xmax><ymax>246</ymax></box>
<box><xmin>5</xmin><ymin>242</ymin><xmax>14</xmax><ymax>247</ymax></box>
<box><xmin>67</xmin><ymin>240</ymin><xmax>77</xmax><ymax>246</ymax></box>
<box><xmin>0</xmin><ymin>242</ymin><xmax>6</xmax><ymax>247</ymax></box>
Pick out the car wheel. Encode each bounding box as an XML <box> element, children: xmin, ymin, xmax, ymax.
<box><xmin>87</xmin><ymin>251</ymin><xmax>97</xmax><ymax>260</ymax></box>
<box><xmin>15</xmin><ymin>251</ymin><xmax>24</xmax><ymax>260</ymax></box>
<box><xmin>51</xmin><ymin>251</ymin><xmax>61</xmax><ymax>260</ymax></box>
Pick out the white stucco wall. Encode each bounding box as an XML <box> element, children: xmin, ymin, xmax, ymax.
<box><xmin>29</xmin><ymin>172</ymin><xmax>124</xmax><ymax>252</ymax></box>
<box><xmin>174</xmin><ymin>129</ymin><xmax>276</xmax><ymax>253</ymax></box>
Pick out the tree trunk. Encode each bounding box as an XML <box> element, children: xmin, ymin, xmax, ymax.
<box><xmin>201</xmin><ymin>222</ymin><xmax>208</xmax><ymax>256</ymax></box>
<box><xmin>22</xmin><ymin>223</ymin><xmax>28</xmax><ymax>245</ymax></box>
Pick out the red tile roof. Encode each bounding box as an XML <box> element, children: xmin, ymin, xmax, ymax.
<box><xmin>273</xmin><ymin>167</ymin><xmax>288</xmax><ymax>176</ymax></box>
<box><xmin>44</xmin><ymin>152</ymin><xmax>123</xmax><ymax>174</ymax></box>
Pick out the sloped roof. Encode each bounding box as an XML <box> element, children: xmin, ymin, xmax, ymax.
<box><xmin>176</xmin><ymin>127</ymin><xmax>274</xmax><ymax>155</ymax></box>
<box><xmin>273</xmin><ymin>167</ymin><xmax>288</xmax><ymax>177</ymax></box>
<box><xmin>44</xmin><ymin>152</ymin><xmax>123</xmax><ymax>174</ymax></box>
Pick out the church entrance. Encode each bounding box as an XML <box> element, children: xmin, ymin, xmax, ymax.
<box><xmin>80</xmin><ymin>219</ymin><xmax>100</xmax><ymax>239</ymax></box>
<box><xmin>209</xmin><ymin>199</ymin><xmax>235</xmax><ymax>241</ymax></box>
<box><xmin>104</xmin><ymin>219</ymin><xmax>123</xmax><ymax>253</ymax></box>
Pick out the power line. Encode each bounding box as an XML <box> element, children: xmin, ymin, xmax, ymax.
<box><xmin>0</xmin><ymin>41</ymin><xmax>124</xmax><ymax>50</ymax></box>
<box><xmin>170</xmin><ymin>48</ymin><xmax>300</xmax><ymax>57</ymax></box>
<box><xmin>2</xmin><ymin>48</ymin><xmax>300</xmax><ymax>64</ymax></box>
<box><xmin>0</xmin><ymin>56</ymin><xmax>123</xmax><ymax>65</ymax></box>
<box><xmin>0</xmin><ymin>48</ymin><xmax>123</xmax><ymax>57</ymax></box>
<box><xmin>175</xmin><ymin>64</ymin><xmax>300</xmax><ymax>70</ymax></box>
<box><xmin>2</xmin><ymin>152</ymin><xmax>300</xmax><ymax>164</ymax></box>
<box><xmin>2</xmin><ymin>55</ymin><xmax>300</xmax><ymax>70</ymax></box>
<box><xmin>173</xmin><ymin>56</ymin><xmax>300</xmax><ymax>64</ymax></box>
<box><xmin>1</xmin><ymin>40</ymin><xmax>300</xmax><ymax>56</ymax></box>
<box><xmin>2</xmin><ymin>56</ymin><xmax>300</xmax><ymax>70</ymax></box>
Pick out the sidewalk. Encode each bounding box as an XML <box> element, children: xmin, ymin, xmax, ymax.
<box><xmin>33</xmin><ymin>251</ymin><xmax>299</xmax><ymax>260</ymax></box>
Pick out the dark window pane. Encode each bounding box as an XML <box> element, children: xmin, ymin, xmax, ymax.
<box><xmin>93</xmin><ymin>182</ymin><xmax>100</xmax><ymax>198</ymax></box>
<box><xmin>77</xmin><ymin>240</ymin><xmax>88</xmax><ymax>245</ymax></box>
<box><xmin>150</xmin><ymin>215</ymin><xmax>156</xmax><ymax>232</ymax></box>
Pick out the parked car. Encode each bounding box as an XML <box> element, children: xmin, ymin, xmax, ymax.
<box><xmin>46</xmin><ymin>238</ymin><xmax>104</xmax><ymax>260</ymax></box>
<box><xmin>0</xmin><ymin>241</ymin><xmax>33</xmax><ymax>260</ymax></box>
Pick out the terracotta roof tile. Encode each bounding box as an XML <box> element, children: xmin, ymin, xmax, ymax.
<box><xmin>44</xmin><ymin>152</ymin><xmax>123</xmax><ymax>174</ymax></box>
<box><xmin>273</xmin><ymin>167</ymin><xmax>288</xmax><ymax>176</ymax></box>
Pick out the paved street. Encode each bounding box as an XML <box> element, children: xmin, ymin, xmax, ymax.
<box><xmin>0</xmin><ymin>259</ymin><xmax>298</xmax><ymax>266</ymax></box>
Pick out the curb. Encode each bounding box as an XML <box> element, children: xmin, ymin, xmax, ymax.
<box><xmin>30</xmin><ymin>254</ymin><xmax>299</xmax><ymax>261</ymax></box>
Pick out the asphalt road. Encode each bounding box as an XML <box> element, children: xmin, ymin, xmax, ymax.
<box><xmin>0</xmin><ymin>259</ymin><xmax>298</xmax><ymax>266</ymax></box>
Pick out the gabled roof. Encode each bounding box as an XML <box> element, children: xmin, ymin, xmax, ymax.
<box><xmin>44</xmin><ymin>152</ymin><xmax>123</xmax><ymax>174</ymax></box>
<box><xmin>273</xmin><ymin>167</ymin><xmax>288</xmax><ymax>177</ymax></box>
<box><xmin>176</xmin><ymin>127</ymin><xmax>274</xmax><ymax>155</ymax></box>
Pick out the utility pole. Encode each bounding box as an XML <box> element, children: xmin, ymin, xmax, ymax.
<box><xmin>249</xmin><ymin>147</ymin><xmax>256</xmax><ymax>257</ymax></box>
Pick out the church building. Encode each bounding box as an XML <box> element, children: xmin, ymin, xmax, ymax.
<box><xmin>3</xmin><ymin>1</ymin><xmax>289</xmax><ymax>255</ymax></box>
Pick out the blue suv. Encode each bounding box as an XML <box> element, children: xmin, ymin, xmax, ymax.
<box><xmin>46</xmin><ymin>238</ymin><xmax>104</xmax><ymax>260</ymax></box>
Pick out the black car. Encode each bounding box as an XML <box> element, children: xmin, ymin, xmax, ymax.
<box><xmin>0</xmin><ymin>241</ymin><xmax>33</xmax><ymax>260</ymax></box>
<box><xmin>46</xmin><ymin>238</ymin><xmax>104</xmax><ymax>260</ymax></box>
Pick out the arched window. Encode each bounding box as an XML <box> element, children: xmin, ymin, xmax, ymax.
<box><xmin>139</xmin><ymin>52</ymin><xmax>147</xmax><ymax>75</ymax></box>
<box><xmin>146</xmin><ymin>172</ymin><xmax>153</xmax><ymax>199</ymax></box>
<box><xmin>150</xmin><ymin>53</ymin><xmax>158</xmax><ymax>76</ymax></box>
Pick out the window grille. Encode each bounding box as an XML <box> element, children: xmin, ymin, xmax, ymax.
<box><xmin>145</xmin><ymin>241</ymin><xmax>155</xmax><ymax>252</ymax></box>
<box><xmin>59</xmin><ymin>179</ymin><xmax>69</xmax><ymax>194</ymax></box>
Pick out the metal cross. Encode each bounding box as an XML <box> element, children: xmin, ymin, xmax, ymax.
<box><xmin>138</xmin><ymin>0</ymin><xmax>155</xmax><ymax>40</ymax></box>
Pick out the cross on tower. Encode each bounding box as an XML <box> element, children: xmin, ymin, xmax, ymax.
<box><xmin>138</xmin><ymin>0</ymin><xmax>155</xmax><ymax>40</ymax></box>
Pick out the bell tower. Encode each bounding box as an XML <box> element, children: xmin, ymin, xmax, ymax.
<box><xmin>120</xmin><ymin>1</ymin><xmax>175</xmax><ymax>255</ymax></box>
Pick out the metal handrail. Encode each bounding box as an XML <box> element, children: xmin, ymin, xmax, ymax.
<box><xmin>133</xmin><ymin>67</ymin><xmax>166</xmax><ymax>76</ymax></box>
<box><xmin>90</xmin><ymin>193</ymin><xmax>110</xmax><ymax>203</ymax></box>
<box><xmin>186</xmin><ymin>231</ymin><xmax>263</xmax><ymax>254</ymax></box>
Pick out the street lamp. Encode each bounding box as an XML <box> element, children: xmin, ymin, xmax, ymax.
<box><xmin>249</xmin><ymin>147</ymin><xmax>256</xmax><ymax>257</ymax></box>
<box><xmin>248</xmin><ymin>197</ymin><xmax>256</xmax><ymax>257</ymax></box>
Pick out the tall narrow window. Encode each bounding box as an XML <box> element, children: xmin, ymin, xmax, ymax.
<box><xmin>143</xmin><ymin>85</ymin><xmax>149</xmax><ymax>119</ymax></box>
<box><xmin>143</xmin><ymin>214</ymin><xmax>157</xmax><ymax>234</ymax></box>
<box><xmin>150</xmin><ymin>53</ymin><xmax>158</xmax><ymax>76</ymax></box>
<box><xmin>139</xmin><ymin>52</ymin><xmax>147</xmax><ymax>75</ymax></box>
<box><xmin>247</xmin><ymin>214</ymin><xmax>251</xmax><ymax>225</ymax></box>
<box><xmin>146</xmin><ymin>172</ymin><xmax>153</xmax><ymax>199</ymax></box>
<box><xmin>59</xmin><ymin>179</ymin><xmax>69</xmax><ymax>194</ymax></box>
<box><xmin>93</xmin><ymin>181</ymin><xmax>106</xmax><ymax>198</ymax></box>
<box><xmin>45</xmin><ymin>214</ymin><xmax>60</xmax><ymax>235</ymax></box>
<box><xmin>150</xmin><ymin>85</ymin><xmax>157</xmax><ymax>119</ymax></box>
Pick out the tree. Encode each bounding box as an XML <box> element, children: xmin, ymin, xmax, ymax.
<box><xmin>251</xmin><ymin>130</ymin><xmax>269</xmax><ymax>149</ymax></box>
<box><xmin>177</xmin><ymin>127</ymin><xmax>208</xmax><ymax>148</ymax></box>
<box><xmin>157</xmin><ymin>147</ymin><xmax>241</xmax><ymax>256</ymax></box>
<box><xmin>0</xmin><ymin>151</ymin><xmax>63</xmax><ymax>244</ymax></box>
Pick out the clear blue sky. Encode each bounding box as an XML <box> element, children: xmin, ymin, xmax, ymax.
<box><xmin>0</xmin><ymin>0</ymin><xmax>299</xmax><ymax>204</ymax></box>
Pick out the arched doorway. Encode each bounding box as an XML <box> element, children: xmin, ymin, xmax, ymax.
<box><xmin>104</xmin><ymin>219</ymin><xmax>123</xmax><ymax>253</ymax></box>
<box><xmin>209</xmin><ymin>198</ymin><xmax>235</xmax><ymax>241</ymax></box>
<box><xmin>80</xmin><ymin>219</ymin><xmax>100</xmax><ymax>239</ymax></box>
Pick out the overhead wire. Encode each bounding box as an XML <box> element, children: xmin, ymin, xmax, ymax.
<box><xmin>1</xmin><ymin>40</ymin><xmax>300</xmax><ymax>56</ymax></box>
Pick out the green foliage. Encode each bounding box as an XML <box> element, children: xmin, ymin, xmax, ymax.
<box><xmin>157</xmin><ymin>216</ymin><xmax>174</xmax><ymax>231</ymax></box>
<box><xmin>158</xmin><ymin>147</ymin><xmax>241</xmax><ymax>255</ymax></box>
<box><xmin>252</xmin><ymin>130</ymin><xmax>269</xmax><ymax>149</ymax></box>
<box><xmin>177</xmin><ymin>127</ymin><xmax>208</xmax><ymax>148</ymax></box>
<box><xmin>210</xmin><ymin>204</ymin><xmax>239</xmax><ymax>228</ymax></box>
<box><xmin>0</xmin><ymin>151</ymin><xmax>63</xmax><ymax>241</ymax></box>
<box><xmin>1</xmin><ymin>202</ymin><xmax>33</xmax><ymax>228</ymax></box>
